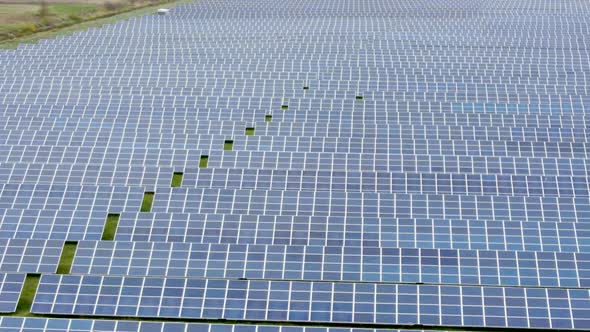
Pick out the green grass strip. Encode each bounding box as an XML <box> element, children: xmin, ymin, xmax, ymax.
<box><xmin>101</xmin><ymin>214</ymin><xmax>120</xmax><ymax>241</ymax></box>
<box><xmin>245</xmin><ymin>127</ymin><xmax>255</xmax><ymax>136</ymax></box>
<box><xmin>56</xmin><ymin>241</ymin><xmax>77</xmax><ymax>274</ymax></box>
<box><xmin>171</xmin><ymin>172</ymin><xmax>184</xmax><ymax>187</ymax></box>
<box><xmin>15</xmin><ymin>274</ymin><xmax>40</xmax><ymax>316</ymax></box>
<box><xmin>224</xmin><ymin>140</ymin><xmax>234</xmax><ymax>151</ymax></box>
<box><xmin>140</xmin><ymin>192</ymin><xmax>155</xmax><ymax>212</ymax></box>
<box><xmin>199</xmin><ymin>155</ymin><xmax>209</xmax><ymax>168</ymax></box>
<box><xmin>265</xmin><ymin>115</ymin><xmax>272</xmax><ymax>122</ymax></box>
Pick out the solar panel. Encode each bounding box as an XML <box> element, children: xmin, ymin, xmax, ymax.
<box><xmin>30</xmin><ymin>275</ymin><xmax>590</xmax><ymax>328</ymax></box>
<box><xmin>70</xmin><ymin>241</ymin><xmax>589</xmax><ymax>287</ymax></box>
<box><xmin>1</xmin><ymin>0</ymin><xmax>590</xmax><ymax>329</ymax></box>
<box><xmin>0</xmin><ymin>239</ymin><xmax>62</xmax><ymax>273</ymax></box>
<box><xmin>0</xmin><ymin>317</ymin><xmax>433</xmax><ymax>332</ymax></box>
<box><xmin>0</xmin><ymin>274</ymin><xmax>26</xmax><ymax>313</ymax></box>
<box><xmin>112</xmin><ymin>212</ymin><xmax>588</xmax><ymax>251</ymax></box>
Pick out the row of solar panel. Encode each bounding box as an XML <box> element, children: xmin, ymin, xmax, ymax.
<box><xmin>2</xmin><ymin>147</ymin><xmax>588</xmax><ymax>170</ymax></box>
<box><xmin>3</xmin><ymin>85</ymin><xmax>587</xmax><ymax>98</ymax></box>
<box><xmin>4</xmin><ymin>116</ymin><xmax>584</xmax><ymax>138</ymax></box>
<box><xmin>1</xmin><ymin>93</ymin><xmax>588</xmax><ymax>109</ymax></box>
<box><xmin>2</xmin><ymin>164</ymin><xmax>590</xmax><ymax>194</ymax></box>
<box><xmin>1</xmin><ymin>187</ymin><xmax>588</xmax><ymax>222</ymax></box>
<box><xmin>1</xmin><ymin>121</ymin><xmax>587</xmax><ymax>141</ymax></box>
<box><xmin>7</xmin><ymin>70</ymin><xmax>583</xmax><ymax>83</ymax></box>
<box><xmin>4</xmin><ymin>68</ymin><xmax>584</xmax><ymax>79</ymax></box>
<box><xmin>5</xmin><ymin>42</ymin><xmax>589</xmax><ymax>55</ymax></box>
<box><xmin>0</xmin><ymin>185</ymin><xmax>143</xmax><ymax>211</ymax></box>
<box><xmin>0</xmin><ymin>116</ymin><xmax>584</xmax><ymax>134</ymax></box>
<box><xmin>2</xmin><ymin>101</ymin><xmax>586</xmax><ymax>117</ymax></box>
<box><xmin>164</xmin><ymin>9</ymin><xmax>589</xmax><ymax>17</ymax></box>
<box><xmin>0</xmin><ymin>237</ymin><xmax>586</xmax><ymax>287</ymax></box>
<box><xmin>19</xmin><ymin>42</ymin><xmax>582</xmax><ymax>53</ymax></box>
<box><xmin>5</xmin><ymin>44</ymin><xmax>588</xmax><ymax>56</ymax></box>
<box><xmin>1</xmin><ymin>82</ymin><xmax>585</xmax><ymax>96</ymax></box>
<box><xmin>9</xmin><ymin>54</ymin><xmax>582</xmax><ymax>62</ymax></box>
<box><xmin>3</xmin><ymin>113</ymin><xmax>556</xmax><ymax>132</ymax></box>
<box><xmin>2</xmin><ymin>116</ymin><xmax>586</xmax><ymax>135</ymax></box>
<box><xmin>3</xmin><ymin>119</ymin><xmax>586</xmax><ymax>137</ymax></box>
<box><xmin>7</xmin><ymin>27</ymin><xmax>589</xmax><ymax>43</ymax></box>
<box><xmin>2</xmin><ymin>166</ymin><xmax>588</xmax><ymax>197</ymax></box>
<box><xmin>0</xmin><ymin>179</ymin><xmax>586</xmax><ymax>202</ymax></box>
<box><xmin>30</xmin><ymin>275</ymin><xmax>590</xmax><ymax>329</ymax></box>
<box><xmin>4</xmin><ymin>128</ymin><xmax>587</xmax><ymax>148</ymax></box>
<box><xmin>17</xmin><ymin>64</ymin><xmax>573</xmax><ymax>73</ymax></box>
<box><xmin>3</xmin><ymin>137</ymin><xmax>589</xmax><ymax>159</ymax></box>
<box><xmin>5</xmin><ymin>42</ymin><xmax>589</xmax><ymax>56</ymax></box>
<box><xmin>0</xmin><ymin>112</ymin><xmax>584</xmax><ymax>129</ymax></box>
<box><xmin>115</xmin><ymin>213</ymin><xmax>587</xmax><ymax>248</ymax></box>
<box><xmin>12</xmin><ymin>21</ymin><xmax>587</xmax><ymax>35</ymax></box>
<box><xmin>1</xmin><ymin>93</ymin><xmax>586</xmax><ymax>106</ymax></box>
<box><xmin>0</xmin><ymin>92</ymin><xmax>582</xmax><ymax>107</ymax></box>
<box><xmin>1</xmin><ymin>211</ymin><xmax>586</xmax><ymax>252</ymax></box>
<box><xmin>26</xmin><ymin>67</ymin><xmax>582</xmax><ymax>75</ymax></box>
<box><xmin>98</xmin><ymin>188</ymin><xmax>588</xmax><ymax>220</ymax></box>
<box><xmin>0</xmin><ymin>239</ymin><xmax>61</xmax><ymax>273</ymax></box>
<box><xmin>1</xmin><ymin>151</ymin><xmax>588</xmax><ymax>175</ymax></box>
<box><xmin>0</xmin><ymin>211</ymin><xmax>106</xmax><ymax>240</ymax></box>
<box><xmin>1</xmin><ymin>122</ymin><xmax>587</xmax><ymax>145</ymax></box>
<box><xmin>69</xmin><ymin>241</ymin><xmax>588</xmax><ymax>287</ymax></box>
<box><xmin>2</xmin><ymin>123</ymin><xmax>583</xmax><ymax>141</ymax></box>
<box><xmin>2</xmin><ymin>62</ymin><xmax>586</xmax><ymax>75</ymax></box>
<box><xmin>8</xmin><ymin>26</ymin><xmax>588</xmax><ymax>41</ymax></box>
<box><xmin>5</xmin><ymin>44</ymin><xmax>590</xmax><ymax>58</ymax></box>
<box><xmin>0</xmin><ymin>96</ymin><xmax>584</xmax><ymax>109</ymax></box>
<box><xmin>8</xmin><ymin>8</ymin><xmax>588</xmax><ymax>23</ymax></box>
<box><xmin>0</xmin><ymin>317</ymin><xmax>426</xmax><ymax>332</ymax></box>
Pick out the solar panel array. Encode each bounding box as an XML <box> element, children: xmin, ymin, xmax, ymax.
<box><xmin>0</xmin><ymin>0</ymin><xmax>589</xmax><ymax>330</ymax></box>
<box><xmin>0</xmin><ymin>318</ymin><xmax>430</xmax><ymax>332</ymax></box>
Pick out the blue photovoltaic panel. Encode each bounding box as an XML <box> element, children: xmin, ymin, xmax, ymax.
<box><xmin>0</xmin><ymin>274</ymin><xmax>26</xmax><ymax>313</ymax></box>
<box><xmin>31</xmin><ymin>275</ymin><xmax>590</xmax><ymax>329</ymax></box>
<box><xmin>1</xmin><ymin>0</ymin><xmax>590</xmax><ymax>330</ymax></box>
<box><xmin>136</xmin><ymin>188</ymin><xmax>590</xmax><ymax>221</ymax></box>
<box><xmin>0</xmin><ymin>239</ymin><xmax>62</xmax><ymax>273</ymax></box>
<box><xmin>70</xmin><ymin>241</ymin><xmax>590</xmax><ymax>288</ymax></box>
<box><xmin>0</xmin><ymin>317</ymin><xmax>432</xmax><ymax>332</ymax></box>
<box><xmin>113</xmin><ymin>213</ymin><xmax>588</xmax><ymax>252</ymax></box>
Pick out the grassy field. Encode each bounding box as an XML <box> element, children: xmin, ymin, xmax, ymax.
<box><xmin>0</xmin><ymin>0</ymin><xmax>183</xmax><ymax>45</ymax></box>
<box><xmin>0</xmin><ymin>1</ymin><xmax>107</xmax><ymax>36</ymax></box>
<box><xmin>0</xmin><ymin>4</ymin><xmax>41</xmax><ymax>30</ymax></box>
